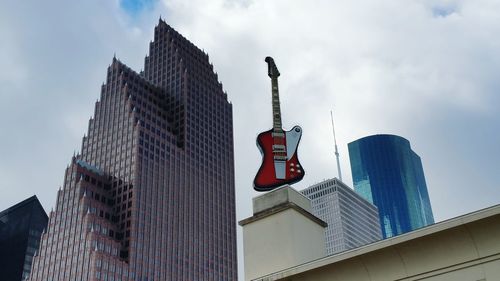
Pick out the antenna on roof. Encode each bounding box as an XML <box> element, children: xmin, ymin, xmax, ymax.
<box><xmin>330</xmin><ymin>110</ymin><xmax>342</xmax><ymax>182</ymax></box>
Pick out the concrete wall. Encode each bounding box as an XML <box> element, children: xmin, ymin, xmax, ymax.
<box><xmin>252</xmin><ymin>186</ymin><xmax>311</xmax><ymax>214</ymax></box>
<box><xmin>256</xmin><ymin>206</ymin><xmax>500</xmax><ymax>281</ymax></box>
<box><xmin>242</xmin><ymin>208</ymin><xmax>326</xmax><ymax>281</ymax></box>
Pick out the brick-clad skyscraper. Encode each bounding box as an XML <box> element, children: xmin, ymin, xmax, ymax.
<box><xmin>28</xmin><ymin>19</ymin><xmax>237</xmax><ymax>281</ymax></box>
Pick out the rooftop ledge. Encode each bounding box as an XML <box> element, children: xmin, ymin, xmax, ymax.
<box><xmin>253</xmin><ymin>203</ymin><xmax>500</xmax><ymax>281</ymax></box>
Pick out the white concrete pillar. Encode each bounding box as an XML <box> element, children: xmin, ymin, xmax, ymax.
<box><xmin>239</xmin><ymin>185</ymin><xmax>327</xmax><ymax>281</ymax></box>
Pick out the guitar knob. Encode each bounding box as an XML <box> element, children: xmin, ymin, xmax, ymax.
<box><xmin>290</xmin><ymin>163</ymin><xmax>295</xmax><ymax>167</ymax></box>
<box><xmin>290</xmin><ymin>168</ymin><xmax>295</xmax><ymax>172</ymax></box>
<box><xmin>296</xmin><ymin>164</ymin><xmax>300</xmax><ymax>168</ymax></box>
<box><xmin>297</xmin><ymin>169</ymin><xmax>301</xmax><ymax>173</ymax></box>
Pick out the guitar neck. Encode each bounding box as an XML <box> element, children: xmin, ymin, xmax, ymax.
<box><xmin>271</xmin><ymin>77</ymin><xmax>282</xmax><ymax>132</ymax></box>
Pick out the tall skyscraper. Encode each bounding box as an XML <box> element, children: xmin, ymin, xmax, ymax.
<box><xmin>0</xmin><ymin>196</ymin><xmax>48</xmax><ymax>281</ymax></box>
<box><xmin>301</xmin><ymin>178</ymin><xmax>382</xmax><ymax>255</ymax></box>
<box><xmin>348</xmin><ymin>134</ymin><xmax>434</xmax><ymax>238</ymax></box>
<box><xmin>28</xmin><ymin>19</ymin><xmax>237</xmax><ymax>281</ymax></box>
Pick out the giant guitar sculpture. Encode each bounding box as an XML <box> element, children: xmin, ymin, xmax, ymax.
<box><xmin>254</xmin><ymin>57</ymin><xmax>305</xmax><ymax>191</ymax></box>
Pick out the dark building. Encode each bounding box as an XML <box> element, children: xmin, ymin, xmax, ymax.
<box><xmin>348</xmin><ymin>134</ymin><xmax>434</xmax><ymax>238</ymax></box>
<box><xmin>0</xmin><ymin>196</ymin><xmax>48</xmax><ymax>281</ymax></box>
<box><xmin>28</xmin><ymin>19</ymin><xmax>237</xmax><ymax>281</ymax></box>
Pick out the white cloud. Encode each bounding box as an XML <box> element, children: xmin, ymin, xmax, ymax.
<box><xmin>1</xmin><ymin>0</ymin><xmax>500</xmax><ymax>278</ymax></box>
<box><xmin>152</xmin><ymin>1</ymin><xmax>500</xmax><ymax>276</ymax></box>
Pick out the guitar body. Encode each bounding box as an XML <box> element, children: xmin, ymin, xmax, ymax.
<box><xmin>254</xmin><ymin>125</ymin><xmax>305</xmax><ymax>191</ymax></box>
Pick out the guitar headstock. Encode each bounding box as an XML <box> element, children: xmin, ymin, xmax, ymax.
<box><xmin>265</xmin><ymin>56</ymin><xmax>280</xmax><ymax>78</ymax></box>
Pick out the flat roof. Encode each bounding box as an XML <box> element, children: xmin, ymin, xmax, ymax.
<box><xmin>254</xmin><ymin>203</ymin><xmax>500</xmax><ymax>281</ymax></box>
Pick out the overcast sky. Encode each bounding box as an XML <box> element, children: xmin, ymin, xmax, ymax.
<box><xmin>1</xmin><ymin>0</ymin><xmax>500</xmax><ymax>277</ymax></box>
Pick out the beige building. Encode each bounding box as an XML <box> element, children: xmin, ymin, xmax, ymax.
<box><xmin>239</xmin><ymin>186</ymin><xmax>327</xmax><ymax>281</ymax></box>
<box><xmin>241</xmin><ymin>186</ymin><xmax>500</xmax><ymax>281</ymax></box>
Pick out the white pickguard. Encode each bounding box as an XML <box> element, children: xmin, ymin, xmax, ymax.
<box><xmin>285</xmin><ymin>126</ymin><xmax>302</xmax><ymax>159</ymax></box>
<box><xmin>274</xmin><ymin>126</ymin><xmax>302</xmax><ymax>179</ymax></box>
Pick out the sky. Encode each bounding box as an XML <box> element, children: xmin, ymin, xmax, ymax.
<box><xmin>1</xmin><ymin>0</ymin><xmax>500</xmax><ymax>277</ymax></box>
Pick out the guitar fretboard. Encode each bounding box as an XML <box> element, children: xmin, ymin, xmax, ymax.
<box><xmin>271</xmin><ymin>78</ymin><xmax>282</xmax><ymax>132</ymax></box>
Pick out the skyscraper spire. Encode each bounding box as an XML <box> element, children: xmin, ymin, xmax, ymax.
<box><xmin>331</xmin><ymin>110</ymin><xmax>342</xmax><ymax>181</ymax></box>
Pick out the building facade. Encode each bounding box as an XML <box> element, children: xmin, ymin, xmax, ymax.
<box><xmin>249</xmin><ymin>204</ymin><xmax>500</xmax><ymax>281</ymax></box>
<box><xmin>301</xmin><ymin>178</ymin><xmax>382</xmax><ymax>255</ymax></box>
<box><xmin>239</xmin><ymin>186</ymin><xmax>327</xmax><ymax>281</ymax></box>
<box><xmin>28</xmin><ymin>19</ymin><xmax>237</xmax><ymax>281</ymax></box>
<box><xmin>348</xmin><ymin>134</ymin><xmax>434</xmax><ymax>238</ymax></box>
<box><xmin>0</xmin><ymin>196</ymin><xmax>48</xmax><ymax>281</ymax></box>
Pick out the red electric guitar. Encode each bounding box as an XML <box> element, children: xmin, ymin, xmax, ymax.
<box><xmin>254</xmin><ymin>57</ymin><xmax>305</xmax><ymax>192</ymax></box>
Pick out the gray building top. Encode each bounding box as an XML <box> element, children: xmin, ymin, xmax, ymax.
<box><xmin>301</xmin><ymin>178</ymin><xmax>382</xmax><ymax>255</ymax></box>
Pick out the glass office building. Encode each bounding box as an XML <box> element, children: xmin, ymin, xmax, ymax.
<box><xmin>0</xmin><ymin>196</ymin><xmax>48</xmax><ymax>280</ymax></box>
<box><xmin>301</xmin><ymin>178</ymin><xmax>382</xmax><ymax>255</ymax></box>
<box><xmin>348</xmin><ymin>134</ymin><xmax>434</xmax><ymax>238</ymax></box>
<box><xmin>28</xmin><ymin>19</ymin><xmax>237</xmax><ymax>281</ymax></box>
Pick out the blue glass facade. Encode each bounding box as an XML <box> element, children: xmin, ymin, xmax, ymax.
<box><xmin>348</xmin><ymin>134</ymin><xmax>434</xmax><ymax>238</ymax></box>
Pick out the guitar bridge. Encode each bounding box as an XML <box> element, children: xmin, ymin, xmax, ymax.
<box><xmin>273</xmin><ymin>155</ymin><xmax>287</xmax><ymax>161</ymax></box>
